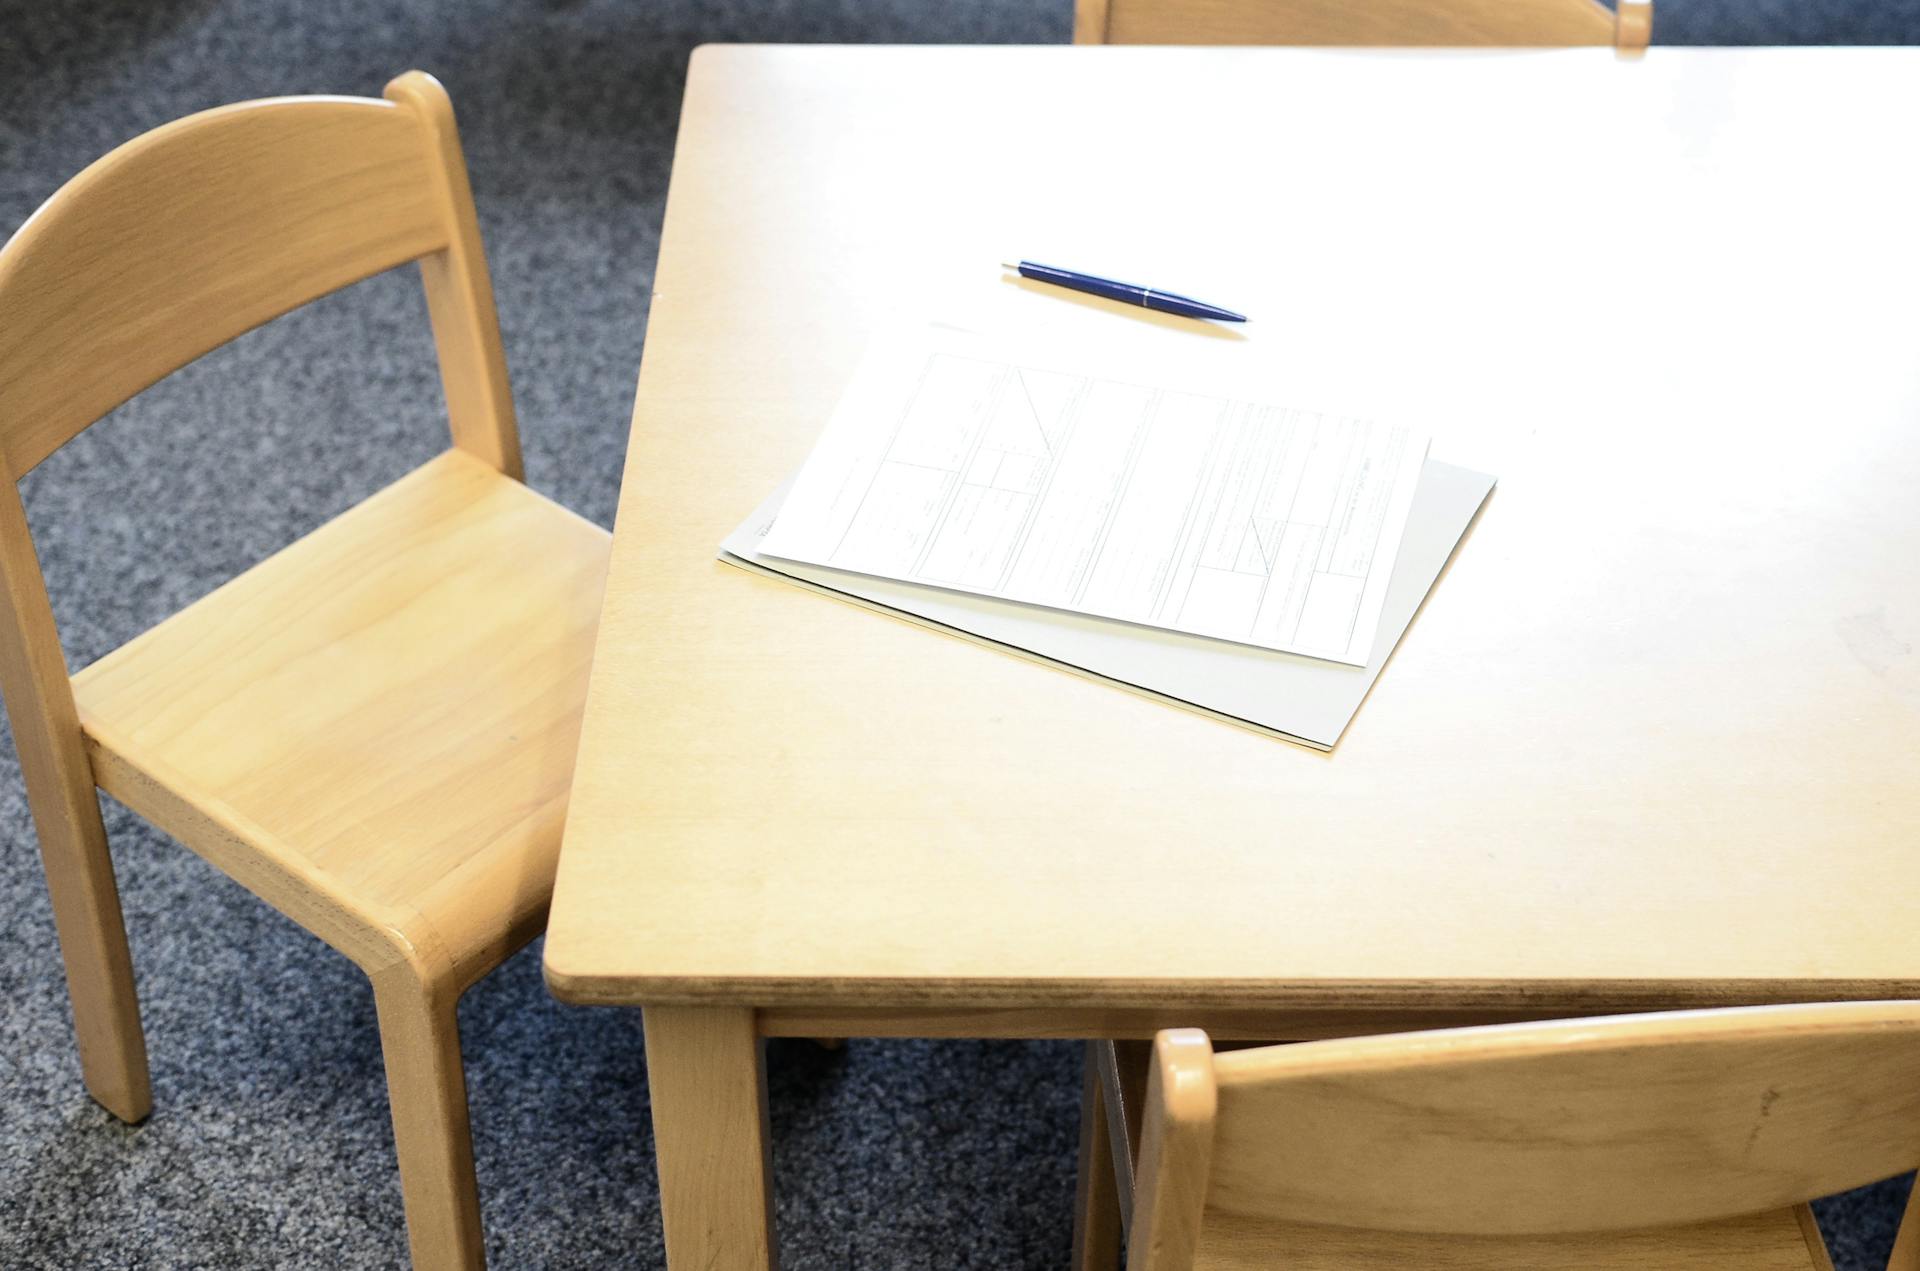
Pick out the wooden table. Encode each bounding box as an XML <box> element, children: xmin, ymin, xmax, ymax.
<box><xmin>544</xmin><ymin>45</ymin><xmax>1920</xmax><ymax>1268</ymax></box>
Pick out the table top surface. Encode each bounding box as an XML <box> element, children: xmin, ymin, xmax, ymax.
<box><xmin>544</xmin><ymin>44</ymin><xmax>1920</xmax><ymax>1011</ymax></box>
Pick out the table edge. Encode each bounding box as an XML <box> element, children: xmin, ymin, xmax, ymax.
<box><xmin>540</xmin><ymin>966</ymin><xmax>1920</xmax><ymax>1012</ymax></box>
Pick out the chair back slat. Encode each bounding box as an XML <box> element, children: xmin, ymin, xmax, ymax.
<box><xmin>1189</xmin><ymin>1206</ymin><xmax>1833</xmax><ymax>1269</ymax></box>
<box><xmin>1084</xmin><ymin>0</ymin><xmax>1626</xmax><ymax>46</ymax></box>
<box><xmin>0</xmin><ymin>95</ymin><xmax>445</xmax><ymax>477</ymax></box>
<box><xmin>1200</xmin><ymin>1004</ymin><xmax>1920</xmax><ymax>1237</ymax></box>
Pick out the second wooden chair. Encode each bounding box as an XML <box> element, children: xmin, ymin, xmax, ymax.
<box><xmin>1079</xmin><ymin>1003</ymin><xmax>1920</xmax><ymax>1268</ymax></box>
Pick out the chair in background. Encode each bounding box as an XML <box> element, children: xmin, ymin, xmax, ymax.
<box><xmin>0</xmin><ymin>72</ymin><xmax>609</xmax><ymax>1269</ymax></box>
<box><xmin>1076</xmin><ymin>1004</ymin><xmax>1920</xmax><ymax>1269</ymax></box>
<box><xmin>1074</xmin><ymin>0</ymin><xmax>1654</xmax><ymax>51</ymax></box>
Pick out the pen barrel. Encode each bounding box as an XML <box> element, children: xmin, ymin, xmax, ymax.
<box><xmin>1016</xmin><ymin>262</ymin><xmax>1242</xmax><ymax>322</ymax></box>
<box><xmin>1140</xmin><ymin>290</ymin><xmax>1196</xmax><ymax>316</ymax></box>
<box><xmin>1018</xmin><ymin>262</ymin><xmax>1145</xmax><ymax>307</ymax></box>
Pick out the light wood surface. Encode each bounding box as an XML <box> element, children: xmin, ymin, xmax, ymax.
<box><xmin>1074</xmin><ymin>0</ymin><xmax>1115</xmax><ymax>45</ymax></box>
<box><xmin>1120</xmin><ymin>1006</ymin><xmax>1913</xmax><ymax>1268</ymax></box>
<box><xmin>1203</xmin><ymin>1004</ymin><xmax>1920</xmax><ymax>1234</ymax></box>
<box><xmin>375</xmin><ymin>967</ymin><xmax>487</xmax><ymax>1267</ymax></box>
<box><xmin>1183</xmin><ymin>1208</ymin><xmax>1831</xmax><ymax>1269</ymax></box>
<box><xmin>1129</xmin><ymin>1030</ymin><xmax>1217</xmax><ymax>1271</ymax></box>
<box><xmin>383</xmin><ymin>74</ymin><xmax>524</xmax><ymax>481</ymax></box>
<box><xmin>73</xmin><ymin>449</ymin><xmax>609</xmax><ymax>986</ymax></box>
<box><xmin>0</xmin><ymin>72</ymin><xmax>608</xmax><ymax>1269</ymax></box>
<box><xmin>755</xmin><ymin>1002</ymin><xmax>1628</xmax><ymax>1040</ymax></box>
<box><xmin>1071</xmin><ymin>1049</ymin><xmax>1124</xmax><ymax>1271</ymax></box>
<box><xmin>544</xmin><ymin>46</ymin><xmax>1920</xmax><ymax>1269</ymax></box>
<box><xmin>1891</xmin><ymin>1185</ymin><xmax>1920</xmax><ymax>1271</ymax></box>
<box><xmin>642</xmin><ymin>1008</ymin><xmax>779</xmax><ymax>1269</ymax></box>
<box><xmin>0</xmin><ymin>481</ymin><xmax>150</xmax><ymax>1122</ymax></box>
<box><xmin>1075</xmin><ymin>0</ymin><xmax>1647</xmax><ymax>50</ymax></box>
<box><xmin>547</xmin><ymin>45</ymin><xmax>1920</xmax><ymax>1011</ymax></box>
<box><xmin>0</xmin><ymin>95</ymin><xmax>442</xmax><ymax>478</ymax></box>
<box><xmin>1617</xmin><ymin>0</ymin><xmax>1652</xmax><ymax>50</ymax></box>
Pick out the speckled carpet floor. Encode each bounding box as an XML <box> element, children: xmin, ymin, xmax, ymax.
<box><xmin>2</xmin><ymin>1</ymin><xmax>1917</xmax><ymax>1265</ymax></box>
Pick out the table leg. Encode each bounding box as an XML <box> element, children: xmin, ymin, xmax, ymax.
<box><xmin>1071</xmin><ymin>1043</ymin><xmax>1123</xmax><ymax>1270</ymax></box>
<box><xmin>643</xmin><ymin>1006</ymin><xmax>778</xmax><ymax>1270</ymax></box>
<box><xmin>1887</xmin><ymin>1175</ymin><xmax>1920</xmax><ymax>1270</ymax></box>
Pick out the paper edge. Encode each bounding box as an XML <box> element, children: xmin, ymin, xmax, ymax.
<box><xmin>716</xmin><ymin>549</ymin><xmax>1338</xmax><ymax>751</ymax></box>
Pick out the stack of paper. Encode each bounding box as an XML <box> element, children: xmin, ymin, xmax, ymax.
<box><xmin>721</xmin><ymin>324</ymin><xmax>1493</xmax><ymax>749</ymax></box>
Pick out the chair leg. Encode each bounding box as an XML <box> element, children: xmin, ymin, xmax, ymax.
<box><xmin>1072</xmin><ymin>1041</ymin><xmax>1124</xmax><ymax>1271</ymax></box>
<box><xmin>1888</xmin><ymin>1177</ymin><xmax>1920</xmax><ymax>1271</ymax></box>
<box><xmin>0</xmin><ymin>479</ymin><xmax>149</xmax><ymax>1122</ymax></box>
<box><xmin>42</xmin><ymin>805</ymin><xmax>152</xmax><ymax>1123</ymax></box>
<box><xmin>373</xmin><ymin>970</ymin><xmax>486</xmax><ymax>1271</ymax></box>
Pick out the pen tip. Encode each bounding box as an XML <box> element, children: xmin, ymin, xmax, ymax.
<box><xmin>1000</xmin><ymin>262</ymin><xmax>1019</xmax><ymax>271</ymax></box>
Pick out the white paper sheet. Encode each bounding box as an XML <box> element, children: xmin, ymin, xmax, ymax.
<box><xmin>723</xmin><ymin>461</ymin><xmax>1495</xmax><ymax>750</ymax></box>
<box><xmin>759</xmin><ymin>326</ymin><xmax>1431</xmax><ymax>666</ymax></box>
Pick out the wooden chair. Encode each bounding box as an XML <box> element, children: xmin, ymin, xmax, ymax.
<box><xmin>0</xmin><ymin>72</ymin><xmax>610</xmax><ymax>1269</ymax></box>
<box><xmin>1074</xmin><ymin>0</ymin><xmax>1654</xmax><ymax>52</ymax></box>
<box><xmin>1075</xmin><ymin>1004</ymin><xmax>1920</xmax><ymax>1269</ymax></box>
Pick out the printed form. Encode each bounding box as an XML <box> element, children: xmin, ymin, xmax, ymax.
<box><xmin>760</xmin><ymin>327</ymin><xmax>1430</xmax><ymax>666</ymax></box>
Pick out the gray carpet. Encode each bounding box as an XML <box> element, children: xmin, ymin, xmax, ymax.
<box><xmin>2</xmin><ymin>2</ymin><xmax>1916</xmax><ymax>1266</ymax></box>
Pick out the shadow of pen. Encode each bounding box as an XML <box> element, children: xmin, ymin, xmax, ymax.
<box><xmin>998</xmin><ymin>271</ymin><xmax>1251</xmax><ymax>343</ymax></box>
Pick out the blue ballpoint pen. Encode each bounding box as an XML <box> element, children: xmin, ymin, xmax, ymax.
<box><xmin>1003</xmin><ymin>260</ymin><xmax>1247</xmax><ymax>323</ymax></box>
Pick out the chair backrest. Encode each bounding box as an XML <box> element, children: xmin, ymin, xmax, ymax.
<box><xmin>0</xmin><ymin>72</ymin><xmax>517</xmax><ymax>482</ymax></box>
<box><xmin>1075</xmin><ymin>0</ymin><xmax>1653</xmax><ymax>51</ymax></box>
<box><xmin>1128</xmin><ymin>1003</ymin><xmax>1920</xmax><ymax>1269</ymax></box>
<box><xmin>0</xmin><ymin>74</ymin><xmax>520</xmax><ymax>978</ymax></box>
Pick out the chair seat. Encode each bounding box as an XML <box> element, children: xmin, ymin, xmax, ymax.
<box><xmin>1196</xmin><ymin>1204</ymin><xmax>1833</xmax><ymax>1269</ymax></box>
<box><xmin>71</xmin><ymin>450</ymin><xmax>610</xmax><ymax>982</ymax></box>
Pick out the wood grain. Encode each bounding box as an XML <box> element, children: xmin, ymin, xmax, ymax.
<box><xmin>1090</xmin><ymin>0</ymin><xmax>1624</xmax><ymax>47</ymax></box>
<box><xmin>0</xmin><ymin>482</ymin><xmax>150</xmax><ymax>1122</ymax></box>
<box><xmin>547</xmin><ymin>47</ymin><xmax>1920</xmax><ymax>1014</ymax></box>
<box><xmin>1891</xmin><ymin>1182</ymin><xmax>1920</xmax><ymax>1271</ymax></box>
<box><xmin>1072</xmin><ymin>1046</ymin><xmax>1125</xmax><ymax>1271</ymax></box>
<box><xmin>1616</xmin><ymin>0</ymin><xmax>1654</xmax><ymax>52</ymax></box>
<box><xmin>1205</xmin><ymin>1002</ymin><xmax>1920</xmax><ymax>1234</ymax></box>
<box><xmin>1188</xmin><ymin>1208</ymin><xmax>1826</xmax><ymax>1269</ymax></box>
<box><xmin>0</xmin><ymin>96</ymin><xmax>442</xmax><ymax>477</ymax></box>
<box><xmin>0</xmin><ymin>72</ymin><xmax>607</xmax><ymax>1268</ymax></box>
<box><xmin>1074</xmin><ymin>0</ymin><xmax>1114</xmax><ymax>43</ymax></box>
<box><xmin>384</xmin><ymin>73</ymin><xmax>524</xmax><ymax>481</ymax></box>
<box><xmin>643</xmin><ymin>1007</ymin><xmax>779</xmax><ymax>1271</ymax></box>
<box><xmin>72</xmin><ymin>450</ymin><xmax>608</xmax><ymax>986</ymax></box>
<box><xmin>1118</xmin><ymin>1006</ymin><xmax>1920</xmax><ymax>1267</ymax></box>
<box><xmin>545</xmin><ymin>45</ymin><xmax>1920</xmax><ymax>1269</ymax></box>
<box><xmin>747</xmin><ymin>996</ymin><xmax>1903</xmax><ymax>1039</ymax></box>
<box><xmin>1128</xmin><ymin>1030</ymin><xmax>1215</xmax><ymax>1271</ymax></box>
<box><xmin>375</xmin><ymin>967</ymin><xmax>487</xmax><ymax>1268</ymax></box>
